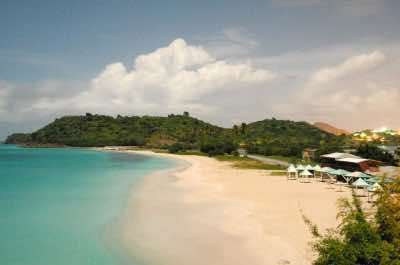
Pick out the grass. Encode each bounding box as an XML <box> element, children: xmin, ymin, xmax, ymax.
<box><xmin>264</xmin><ymin>155</ymin><xmax>299</xmax><ymax>163</ymax></box>
<box><xmin>175</xmin><ymin>150</ymin><xmax>208</xmax><ymax>156</ymax></box>
<box><xmin>215</xmin><ymin>155</ymin><xmax>285</xmax><ymax>170</ymax></box>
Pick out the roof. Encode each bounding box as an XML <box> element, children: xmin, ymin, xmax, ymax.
<box><xmin>313</xmin><ymin>165</ymin><xmax>322</xmax><ymax>171</ymax></box>
<box><xmin>331</xmin><ymin>169</ymin><xmax>350</xmax><ymax>175</ymax></box>
<box><xmin>321</xmin><ymin>152</ymin><xmax>361</xmax><ymax>160</ymax></box>
<box><xmin>321</xmin><ymin>166</ymin><xmax>334</xmax><ymax>173</ymax></box>
<box><xmin>287</xmin><ymin>165</ymin><xmax>297</xmax><ymax>173</ymax></box>
<box><xmin>305</xmin><ymin>165</ymin><xmax>314</xmax><ymax>170</ymax></box>
<box><xmin>345</xmin><ymin>171</ymin><xmax>370</xmax><ymax>178</ymax></box>
<box><xmin>352</xmin><ymin>178</ymin><xmax>369</xmax><ymax>187</ymax></box>
<box><xmin>300</xmin><ymin>169</ymin><xmax>312</xmax><ymax>176</ymax></box>
<box><xmin>337</xmin><ymin>158</ymin><xmax>369</xmax><ymax>163</ymax></box>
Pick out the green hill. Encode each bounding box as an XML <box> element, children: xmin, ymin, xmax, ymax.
<box><xmin>5</xmin><ymin>113</ymin><xmax>345</xmax><ymax>157</ymax></box>
<box><xmin>236</xmin><ymin>118</ymin><xmax>345</xmax><ymax>157</ymax></box>
<box><xmin>6</xmin><ymin>113</ymin><xmax>225</xmax><ymax>148</ymax></box>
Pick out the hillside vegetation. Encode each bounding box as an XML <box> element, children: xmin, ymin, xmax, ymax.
<box><xmin>241</xmin><ymin>119</ymin><xmax>345</xmax><ymax>157</ymax></box>
<box><xmin>6</xmin><ymin>113</ymin><xmax>225</xmax><ymax>148</ymax></box>
<box><xmin>6</xmin><ymin>113</ymin><xmax>344</xmax><ymax>157</ymax></box>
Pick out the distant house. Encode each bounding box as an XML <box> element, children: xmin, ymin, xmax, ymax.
<box><xmin>320</xmin><ymin>152</ymin><xmax>381</xmax><ymax>172</ymax></box>
<box><xmin>302</xmin><ymin>148</ymin><xmax>317</xmax><ymax>160</ymax></box>
<box><xmin>237</xmin><ymin>148</ymin><xmax>248</xmax><ymax>158</ymax></box>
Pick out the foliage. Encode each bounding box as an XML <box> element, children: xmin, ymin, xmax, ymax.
<box><xmin>174</xmin><ymin>150</ymin><xmax>207</xmax><ymax>156</ymax></box>
<box><xmin>306</xmin><ymin>177</ymin><xmax>400</xmax><ymax>265</ymax></box>
<box><xmin>168</xmin><ymin>143</ymin><xmax>186</xmax><ymax>153</ymax></box>
<box><xmin>241</xmin><ymin>119</ymin><xmax>344</xmax><ymax>158</ymax></box>
<box><xmin>5</xmin><ymin>114</ymin><xmax>346</xmax><ymax>158</ymax></box>
<box><xmin>200</xmin><ymin>137</ymin><xmax>236</xmax><ymax>156</ymax></box>
<box><xmin>4</xmin><ymin>133</ymin><xmax>32</xmax><ymax>144</ymax></box>
<box><xmin>6</xmin><ymin>113</ymin><xmax>225</xmax><ymax>148</ymax></box>
<box><xmin>352</xmin><ymin>129</ymin><xmax>400</xmax><ymax>146</ymax></box>
<box><xmin>356</xmin><ymin>144</ymin><xmax>397</xmax><ymax>165</ymax></box>
<box><xmin>314</xmin><ymin>142</ymin><xmax>345</xmax><ymax>162</ymax></box>
<box><xmin>264</xmin><ymin>155</ymin><xmax>300</xmax><ymax>164</ymax></box>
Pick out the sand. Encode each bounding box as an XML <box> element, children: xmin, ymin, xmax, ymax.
<box><xmin>116</xmin><ymin>151</ymin><xmax>353</xmax><ymax>265</ymax></box>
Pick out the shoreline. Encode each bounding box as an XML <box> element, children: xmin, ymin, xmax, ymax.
<box><xmin>110</xmin><ymin>150</ymin><xmax>352</xmax><ymax>265</ymax></box>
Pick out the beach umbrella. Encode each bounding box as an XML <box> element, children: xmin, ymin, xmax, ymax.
<box><xmin>366</xmin><ymin>176</ymin><xmax>381</xmax><ymax>184</ymax></box>
<box><xmin>344</xmin><ymin>171</ymin><xmax>368</xmax><ymax>184</ymax></box>
<box><xmin>321</xmin><ymin>167</ymin><xmax>333</xmax><ymax>173</ymax></box>
<box><xmin>287</xmin><ymin>164</ymin><xmax>296</xmax><ymax>172</ymax></box>
<box><xmin>305</xmin><ymin>165</ymin><xmax>314</xmax><ymax>171</ymax></box>
<box><xmin>287</xmin><ymin>164</ymin><xmax>298</xmax><ymax>180</ymax></box>
<box><xmin>312</xmin><ymin>164</ymin><xmax>322</xmax><ymax>178</ymax></box>
<box><xmin>300</xmin><ymin>169</ymin><xmax>312</xmax><ymax>177</ymax></box>
<box><xmin>330</xmin><ymin>169</ymin><xmax>350</xmax><ymax>183</ymax></box>
<box><xmin>352</xmin><ymin>178</ymin><xmax>369</xmax><ymax>189</ymax></box>
<box><xmin>344</xmin><ymin>171</ymin><xmax>354</xmax><ymax>184</ymax></box>
<box><xmin>331</xmin><ymin>169</ymin><xmax>350</xmax><ymax>176</ymax></box>
<box><xmin>352</xmin><ymin>172</ymin><xmax>370</xmax><ymax>179</ymax></box>
<box><xmin>327</xmin><ymin>168</ymin><xmax>338</xmax><ymax>175</ymax></box>
<box><xmin>299</xmin><ymin>169</ymin><xmax>313</xmax><ymax>183</ymax></box>
<box><xmin>313</xmin><ymin>165</ymin><xmax>322</xmax><ymax>171</ymax></box>
<box><xmin>338</xmin><ymin>169</ymin><xmax>350</xmax><ymax>175</ymax></box>
<box><xmin>320</xmin><ymin>167</ymin><xmax>334</xmax><ymax>182</ymax></box>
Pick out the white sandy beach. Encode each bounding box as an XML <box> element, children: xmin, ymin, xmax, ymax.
<box><xmin>116</xmin><ymin>151</ymin><xmax>353</xmax><ymax>265</ymax></box>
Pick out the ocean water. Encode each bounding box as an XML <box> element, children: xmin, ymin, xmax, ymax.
<box><xmin>0</xmin><ymin>144</ymin><xmax>176</xmax><ymax>265</ymax></box>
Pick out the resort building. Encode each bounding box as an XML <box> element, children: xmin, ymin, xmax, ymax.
<box><xmin>320</xmin><ymin>152</ymin><xmax>381</xmax><ymax>172</ymax></box>
<box><xmin>302</xmin><ymin>148</ymin><xmax>317</xmax><ymax>161</ymax></box>
<box><xmin>237</xmin><ymin>148</ymin><xmax>248</xmax><ymax>158</ymax></box>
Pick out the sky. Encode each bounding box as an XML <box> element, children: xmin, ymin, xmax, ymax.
<box><xmin>1</xmin><ymin>0</ymin><xmax>400</xmax><ymax>140</ymax></box>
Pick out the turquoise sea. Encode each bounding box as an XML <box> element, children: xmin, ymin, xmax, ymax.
<box><xmin>0</xmin><ymin>144</ymin><xmax>176</xmax><ymax>265</ymax></box>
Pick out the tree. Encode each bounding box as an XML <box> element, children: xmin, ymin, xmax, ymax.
<box><xmin>305</xmin><ymin>177</ymin><xmax>400</xmax><ymax>265</ymax></box>
<box><xmin>168</xmin><ymin>143</ymin><xmax>185</xmax><ymax>153</ymax></box>
<box><xmin>233</xmin><ymin>125</ymin><xmax>239</xmax><ymax>135</ymax></box>
<box><xmin>240</xmin><ymin>122</ymin><xmax>247</xmax><ymax>135</ymax></box>
<box><xmin>356</xmin><ymin>144</ymin><xmax>396</xmax><ymax>165</ymax></box>
<box><xmin>200</xmin><ymin>137</ymin><xmax>236</xmax><ymax>156</ymax></box>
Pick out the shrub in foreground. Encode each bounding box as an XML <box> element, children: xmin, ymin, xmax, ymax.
<box><xmin>304</xmin><ymin>177</ymin><xmax>400</xmax><ymax>265</ymax></box>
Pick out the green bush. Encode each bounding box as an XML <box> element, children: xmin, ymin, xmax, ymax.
<box><xmin>356</xmin><ymin>144</ymin><xmax>397</xmax><ymax>165</ymax></box>
<box><xmin>305</xmin><ymin>177</ymin><xmax>400</xmax><ymax>265</ymax></box>
<box><xmin>168</xmin><ymin>143</ymin><xmax>186</xmax><ymax>153</ymax></box>
<box><xmin>200</xmin><ymin>138</ymin><xmax>236</xmax><ymax>156</ymax></box>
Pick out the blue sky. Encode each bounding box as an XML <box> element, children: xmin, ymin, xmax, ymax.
<box><xmin>1</xmin><ymin>0</ymin><xmax>400</xmax><ymax>139</ymax></box>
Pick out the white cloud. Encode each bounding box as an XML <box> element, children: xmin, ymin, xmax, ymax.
<box><xmin>280</xmin><ymin>49</ymin><xmax>400</xmax><ymax>131</ymax></box>
<box><xmin>30</xmin><ymin>38</ymin><xmax>277</xmax><ymax>117</ymax></box>
<box><xmin>196</xmin><ymin>28</ymin><xmax>260</xmax><ymax>58</ymax></box>
<box><xmin>308</xmin><ymin>50</ymin><xmax>386</xmax><ymax>85</ymax></box>
<box><xmin>222</xmin><ymin>28</ymin><xmax>259</xmax><ymax>49</ymax></box>
<box><xmin>2</xmin><ymin>38</ymin><xmax>399</xmax><ymax>137</ymax></box>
